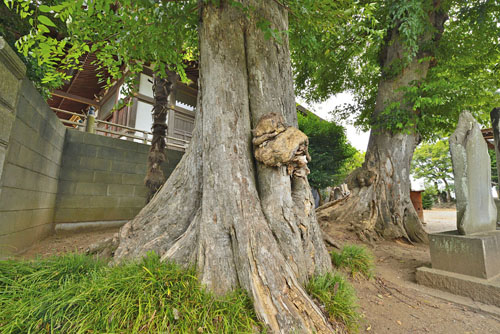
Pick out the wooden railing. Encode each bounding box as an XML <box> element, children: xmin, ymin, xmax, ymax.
<box><xmin>95</xmin><ymin>119</ymin><xmax>151</xmax><ymax>144</ymax></box>
<box><xmin>51</xmin><ymin>108</ymin><xmax>190</xmax><ymax>150</ymax></box>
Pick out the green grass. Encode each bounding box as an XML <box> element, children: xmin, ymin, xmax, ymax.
<box><xmin>0</xmin><ymin>253</ymin><xmax>262</xmax><ymax>333</ymax></box>
<box><xmin>331</xmin><ymin>245</ymin><xmax>375</xmax><ymax>279</ymax></box>
<box><xmin>306</xmin><ymin>272</ymin><xmax>360</xmax><ymax>333</ymax></box>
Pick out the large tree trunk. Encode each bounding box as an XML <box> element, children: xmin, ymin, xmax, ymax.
<box><xmin>105</xmin><ymin>1</ymin><xmax>335</xmax><ymax>332</ymax></box>
<box><xmin>318</xmin><ymin>2</ymin><xmax>447</xmax><ymax>243</ymax></box>
<box><xmin>144</xmin><ymin>71</ymin><xmax>177</xmax><ymax>202</ymax></box>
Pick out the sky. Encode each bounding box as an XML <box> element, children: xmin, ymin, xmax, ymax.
<box><xmin>297</xmin><ymin>93</ymin><xmax>370</xmax><ymax>152</ymax></box>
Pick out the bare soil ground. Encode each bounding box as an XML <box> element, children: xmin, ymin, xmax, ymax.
<box><xmin>17</xmin><ymin>209</ymin><xmax>500</xmax><ymax>333</ymax></box>
<box><xmin>20</xmin><ymin>228</ymin><xmax>118</xmax><ymax>259</ymax></box>
<box><xmin>322</xmin><ymin>208</ymin><xmax>500</xmax><ymax>334</ymax></box>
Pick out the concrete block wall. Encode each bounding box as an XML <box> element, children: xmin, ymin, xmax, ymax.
<box><xmin>0</xmin><ymin>37</ymin><xmax>185</xmax><ymax>255</ymax></box>
<box><xmin>0</xmin><ymin>79</ymin><xmax>66</xmax><ymax>254</ymax></box>
<box><xmin>54</xmin><ymin>129</ymin><xmax>184</xmax><ymax>224</ymax></box>
<box><xmin>0</xmin><ymin>38</ymin><xmax>26</xmax><ymax>186</ymax></box>
<box><xmin>54</xmin><ymin>130</ymin><xmax>148</xmax><ymax>223</ymax></box>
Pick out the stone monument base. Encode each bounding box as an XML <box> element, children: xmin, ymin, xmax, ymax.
<box><xmin>416</xmin><ymin>230</ymin><xmax>500</xmax><ymax>306</ymax></box>
<box><xmin>416</xmin><ymin>267</ymin><xmax>500</xmax><ymax>307</ymax></box>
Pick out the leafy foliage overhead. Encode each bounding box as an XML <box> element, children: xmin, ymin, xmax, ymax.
<box><xmin>0</xmin><ymin>1</ymin><xmax>65</xmax><ymax>97</ymax></box>
<box><xmin>4</xmin><ymin>0</ymin><xmax>198</xmax><ymax>91</ymax></box>
<box><xmin>289</xmin><ymin>0</ymin><xmax>500</xmax><ymax>139</ymax></box>
<box><xmin>5</xmin><ymin>0</ymin><xmax>500</xmax><ymax>140</ymax></box>
<box><xmin>411</xmin><ymin>140</ymin><xmax>453</xmax><ymax>191</ymax></box>
<box><xmin>3</xmin><ymin>0</ymin><xmax>373</xmax><ymax>98</ymax></box>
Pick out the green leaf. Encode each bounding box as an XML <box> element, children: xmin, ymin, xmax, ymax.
<box><xmin>38</xmin><ymin>15</ymin><xmax>56</xmax><ymax>27</ymax></box>
<box><xmin>38</xmin><ymin>24</ymin><xmax>50</xmax><ymax>33</ymax></box>
<box><xmin>38</xmin><ymin>5</ymin><xmax>51</xmax><ymax>13</ymax></box>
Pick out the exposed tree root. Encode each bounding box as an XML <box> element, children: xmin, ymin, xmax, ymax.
<box><xmin>317</xmin><ymin>163</ymin><xmax>428</xmax><ymax>244</ymax></box>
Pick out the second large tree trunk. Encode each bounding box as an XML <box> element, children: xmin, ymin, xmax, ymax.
<box><xmin>320</xmin><ymin>125</ymin><xmax>427</xmax><ymax>242</ymax></box>
<box><xmin>104</xmin><ymin>1</ymin><xmax>335</xmax><ymax>332</ymax></box>
<box><xmin>318</xmin><ymin>2</ymin><xmax>447</xmax><ymax>243</ymax></box>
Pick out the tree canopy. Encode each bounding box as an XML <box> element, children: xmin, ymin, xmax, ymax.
<box><xmin>0</xmin><ymin>1</ymin><xmax>65</xmax><ymax>97</ymax></box>
<box><xmin>297</xmin><ymin>111</ymin><xmax>356</xmax><ymax>189</ymax></box>
<box><xmin>290</xmin><ymin>0</ymin><xmax>500</xmax><ymax>139</ymax></box>
<box><xmin>411</xmin><ymin>140</ymin><xmax>453</xmax><ymax>196</ymax></box>
<box><xmin>3</xmin><ymin>0</ymin><xmax>377</xmax><ymax>97</ymax></box>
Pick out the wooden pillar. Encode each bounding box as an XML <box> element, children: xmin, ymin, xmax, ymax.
<box><xmin>166</xmin><ymin>72</ymin><xmax>178</xmax><ymax>144</ymax></box>
<box><xmin>86</xmin><ymin>106</ymin><xmax>96</xmax><ymax>133</ymax></box>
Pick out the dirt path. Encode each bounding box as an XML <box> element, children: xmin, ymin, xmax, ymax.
<box><xmin>17</xmin><ymin>210</ymin><xmax>500</xmax><ymax>333</ymax></box>
<box><xmin>322</xmin><ymin>209</ymin><xmax>500</xmax><ymax>334</ymax></box>
<box><xmin>352</xmin><ymin>241</ymin><xmax>500</xmax><ymax>333</ymax></box>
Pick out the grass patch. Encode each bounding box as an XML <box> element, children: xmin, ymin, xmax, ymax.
<box><xmin>331</xmin><ymin>244</ymin><xmax>374</xmax><ymax>279</ymax></box>
<box><xmin>0</xmin><ymin>253</ymin><xmax>262</xmax><ymax>333</ymax></box>
<box><xmin>306</xmin><ymin>272</ymin><xmax>360</xmax><ymax>333</ymax></box>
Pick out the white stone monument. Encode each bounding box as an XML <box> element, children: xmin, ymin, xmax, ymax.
<box><xmin>449</xmin><ymin>111</ymin><xmax>497</xmax><ymax>234</ymax></box>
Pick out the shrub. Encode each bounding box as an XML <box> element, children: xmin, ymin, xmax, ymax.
<box><xmin>331</xmin><ymin>245</ymin><xmax>374</xmax><ymax>279</ymax></box>
<box><xmin>306</xmin><ymin>272</ymin><xmax>360</xmax><ymax>333</ymax></box>
<box><xmin>0</xmin><ymin>253</ymin><xmax>262</xmax><ymax>333</ymax></box>
<box><xmin>422</xmin><ymin>186</ymin><xmax>438</xmax><ymax>209</ymax></box>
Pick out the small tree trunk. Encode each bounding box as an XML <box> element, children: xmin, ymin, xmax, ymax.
<box><xmin>107</xmin><ymin>1</ymin><xmax>335</xmax><ymax>332</ymax></box>
<box><xmin>317</xmin><ymin>3</ymin><xmax>447</xmax><ymax>243</ymax></box>
<box><xmin>433</xmin><ymin>181</ymin><xmax>442</xmax><ymax>204</ymax></box>
<box><xmin>144</xmin><ymin>71</ymin><xmax>177</xmax><ymax>203</ymax></box>
<box><xmin>318</xmin><ymin>188</ymin><xmax>324</xmax><ymax>207</ymax></box>
<box><xmin>442</xmin><ymin>178</ymin><xmax>452</xmax><ymax>202</ymax></box>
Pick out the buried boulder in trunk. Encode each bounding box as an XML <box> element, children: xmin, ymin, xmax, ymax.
<box><xmin>253</xmin><ymin>112</ymin><xmax>311</xmax><ymax>178</ymax></box>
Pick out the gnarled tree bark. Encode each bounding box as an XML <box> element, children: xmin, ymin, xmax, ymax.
<box><xmin>101</xmin><ymin>1</ymin><xmax>336</xmax><ymax>332</ymax></box>
<box><xmin>318</xmin><ymin>1</ymin><xmax>448</xmax><ymax>243</ymax></box>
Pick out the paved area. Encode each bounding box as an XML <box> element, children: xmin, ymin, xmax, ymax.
<box><xmin>423</xmin><ymin>209</ymin><xmax>456</xmax><ymax>234</ymax></box>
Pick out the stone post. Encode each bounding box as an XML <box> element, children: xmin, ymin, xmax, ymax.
<box><xmin>0</xmin><ymin>38</ymin><xmax>26</xmax><ymax>183</ymax></box>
